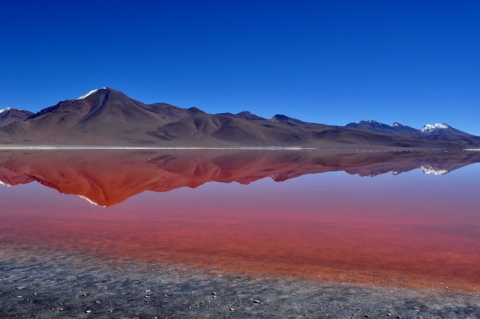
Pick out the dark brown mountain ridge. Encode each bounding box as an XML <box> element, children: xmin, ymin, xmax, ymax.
<box><xmin>1</xmin><ymin>88</ymin><xmax>479</xmax><ymax>148</ymax></box>
<box><xmin>0</xmin><ymin>108</ymin><xmax>33</xmax><ymax>127</ymax></box>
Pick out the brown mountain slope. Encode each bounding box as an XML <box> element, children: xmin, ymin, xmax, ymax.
<box><xmin>2</xmin><ymin>88</ymin><xmax>201</xmax><ymax>145</ymax></box>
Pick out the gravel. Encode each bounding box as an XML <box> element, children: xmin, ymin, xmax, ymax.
<box><xmin>0</xmin><ymin>247</ymin><xmax>479</xmax><ymax>319</ymax></box>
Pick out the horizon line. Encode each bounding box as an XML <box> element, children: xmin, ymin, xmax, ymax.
<box><xmin>0</xmin><ymin>145</ymin><xmax>476</xmax><ymax>152</ymax></box>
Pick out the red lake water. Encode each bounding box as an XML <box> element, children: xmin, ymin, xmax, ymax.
<box><xmin>0</xmin><ymin>150</ymin><xmax>479</xmax><ymax>292</ymax></box>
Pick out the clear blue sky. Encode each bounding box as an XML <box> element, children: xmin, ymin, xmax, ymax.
<box><xmin>1</xmin><ymin>1</ymin><xmax>479</xmax><ymax>134</ymax></box>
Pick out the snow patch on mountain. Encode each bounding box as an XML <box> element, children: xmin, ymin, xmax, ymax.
<box><xmin>77</xmin><ymin>195</ymin><xmax>106</xmax><ymax>207</ymax></box>
<box><xmin>420</xmin><ymin>165</ymin><xmax>449</xmax><ymax>175</ymax></box>
<box><xmin>0</xmin><ymin>107</ymin><xmax>12</xmax><ymax>114</ymax></box>
<box><xmin>421</xmin><ymin>123</ymin><xmax>450</xmax><ymax>133</ymax></box>
<box><xmin>0</xmin><ymin>180</ymin><xmax>12</xmax><ymax>187</ymax></box>
<box><xmin>76</xmin><ymin>87</ymin><xmax>107</xmax><ymax>100</ymax></box>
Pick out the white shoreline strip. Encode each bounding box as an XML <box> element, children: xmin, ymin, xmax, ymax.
<box><xmin>0</xmin><ymin>146</ymin><xmax>474</xmax><ymax>152</ymax></box>
<box><xmin>0</xmin><ymin>145</ymin><xmax>316</xmax><ymax>151</ymax></box>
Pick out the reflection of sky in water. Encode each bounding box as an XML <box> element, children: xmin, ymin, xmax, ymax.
<box><xmin>0</xmin><ymin>164</ymin><xmax>479</xmax><ymax>292</ymax></box>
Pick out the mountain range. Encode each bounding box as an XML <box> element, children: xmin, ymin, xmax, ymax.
<box><xmin>1</xmin><ymin>149</ymin><xmax>478</xmax><ymax>206</ymax></box>
<box><xmin>0</xmin><ymin>87</ymin><xmax>479</xmax><ymax>148</ymax></box>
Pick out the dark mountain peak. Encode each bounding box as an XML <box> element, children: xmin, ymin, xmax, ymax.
<box><xmin>346</xmin><ymin>120</ymin><xmax>422</xmax><ymax>137</ymax></box>
<box><xmin>347</xmin><ymin>120</ymin><xmax>416</xmax><ymax>130</ymax></box>
<box><xmin>0</xmin><ymin>107</ymin><xmax>33</xmax><ymax>116</ymax></box>
<box><xmin>216</xmin><ymin>112</ymin><xmax>237</xmax><ymax>118</ymax></box>
<box><xmin>236</xmin><ymin>111</ymin><xmax>265</xmax><ymax>120</ymax></box>
<box><xmin>346</xmin><ymin>120</ymin><xmax>388</xmax><ymax>129</ymax></box>
<box><xmin>271</xmin><ymin>114</ymin><xmax>290</xmax><ymax>122</ymax></box>
<box><xmin>269</xmin><ymin>114</ymin><xmax>314</xmax><ymax>128</ymax></box>
<box><xmin>390</xmin><ymin>122</ymin><xmax>419</xmax><ymax>133</ymax></box>
<box><xmin>271</xmin><ymin>114</ymin><xmax>301</xmax><ymax>124</ymax></box>
<box><xmin>0</xmin><ymin>107</ymin><xmax>31</xmax><ymax>114</ymax></box>
<box><xmin>73</xmin><ymin>87</ymin><xmax>139</xmax><ymax>105</ymax></box>
<box><xmin>0</xmin><ymin>107</ymin><xmax>34</xmax><ymax>127</ymax></box>
<box><xmin>214</xmin><ymin>111</ymin><xmax>266</xmax><ymax>121</ymax></box>
<box><xmin>28</xmin><ymin>88</ymin><xmax>111</xmax><ymax>120</ymax></box>
<box><xmin>2</xmin><ymin>107</ymin><xmax>19</xmax><ymax>113</ymax></box>
<box><xmin>187</xmin><ymin>107</ymin><xmax>204</xmax><ymax>114</ymax></box>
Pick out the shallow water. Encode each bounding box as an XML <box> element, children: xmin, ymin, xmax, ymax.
<box><xmin>0</xmin><ymin>150</ymin><xmax>479</xmax><ymax>293</ymax></box>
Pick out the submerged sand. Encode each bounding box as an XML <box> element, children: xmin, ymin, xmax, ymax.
<box><xmin>0</xmin><ymin>246</ymin><xmax>479</xmax><ymax>319</ymax></box>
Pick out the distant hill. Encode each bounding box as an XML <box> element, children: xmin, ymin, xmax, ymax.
<box><xmin>1</xmin><ymin>87</ymin><xmax>479</xmax><ymax>149</ymax></box>
<box><xmin>0</xmin><ymin>108</ymin><xmax>33</xmax><ymax>127</ymax></box>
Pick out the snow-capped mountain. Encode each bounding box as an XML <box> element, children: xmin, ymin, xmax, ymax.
<box><xmin>421</xmin><ymin>123</ymin><xmax>450</xmax><ymax>133</ymax></box>
<box><xmin>419</xmin><ymin>122</ymin><xmax>478</xmax><ymax>141</ymax></box>
<box><xmin>0</xmin><ymin>107</ymin><xmax>34</xmax><ymax>127</ymax></box>
<box><xmin>418</xmin><ymin>123</ymin><xmax>473</xmax><ymax>138</ymax></box>
<box><xmin>347</xmin><ymin>120</ymin><xmax>477</xmax><ymax>141</ymax></box>
<box><xmin>346</xmin><ymin>120</ymin><xmax>420</xmax><ymax>135</ymax></box>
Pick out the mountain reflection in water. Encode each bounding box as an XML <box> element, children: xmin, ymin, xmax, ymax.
<box><xmin>0</xmin><ymin>150</ymin><xmax>479</xmax><ymax>292</ymax></box>
<box><xmin>0</xmin><ymin>149</ymin><xmax>479</xmax><ymax>206</ymax></box>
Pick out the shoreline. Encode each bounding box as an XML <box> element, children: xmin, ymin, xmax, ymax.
<box><xmin>0</xmin><ymin>145</ymin><xmax>315</xmax><ymax>150</ymax></box>
<box><xmin>1</xmin><ymin>247</ymin><xmax>479</xmax><ymax>319</ymax></box>
<box><xmin>0</xmin><ymin>145</ymin><xmax>471</xmax><ymax>152</ymax></box>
